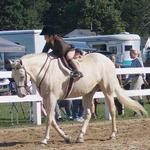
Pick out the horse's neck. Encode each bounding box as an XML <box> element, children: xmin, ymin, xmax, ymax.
<box><xmin>22</xmin><ymin>54</ymin><xmax>49</xmax><ymax>83</ymax></box>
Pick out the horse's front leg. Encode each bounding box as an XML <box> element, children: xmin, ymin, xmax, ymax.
<box><xmin>76</xmin><ymin>95</ymin><xmax>92</xmax><ymax>143</ymax></box>
<box><xmin>52</xmin><ymin>118</ymin><xmax>71</xmax><ymax>143</ymax></box>
<box><xmin>41</xmin><ymin>95</ymin><xmax>56</xmax><ymax>145</ymax></box>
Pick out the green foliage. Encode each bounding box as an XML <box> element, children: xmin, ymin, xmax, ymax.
<box><xmin>0</xmin><ymin>103</ymin><xmax>32</xmax><ymax>127</ymax></box>
<box><xmin>0</xmin><ymin>0</ymin><xmax>149</xmax><ymax>36</ymax></box>
<box><xmin>0</xmin><ymin>101</ymin><xmax>150</xmax><ymax>127</ymax></box>
<box><xmin>121</xmin><ymin>0</ymin><xmax>150</xmax><ymax>36</ymax></box>
<box><xmin>0</xmin><ymin>0</ymin><xmax>50</xmax><ymax>30</ymax></box>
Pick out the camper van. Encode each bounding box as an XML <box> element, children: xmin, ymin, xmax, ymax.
<box><xmin>64</xmin><ymin>32</ymin><xmax>141</xmax><ymax>66</ymax></box>
<box><xmin>0</xmin><ymin>30</ymin><xmax>45</xmax><ymax>70</ymax></box>
<box><xmin>0</xmin><ymin>30</ymin><xmax>45</xmax><ymax>54</ymax></box>
<box><xmin>0</xmin><ymin>30</ymin><xmax>46</xmax><ymax>95</ymax></box>
<box><xmin>0</xmin><ymin>30</ymin><xmax>141</xmax><ymax>67</ymax></box>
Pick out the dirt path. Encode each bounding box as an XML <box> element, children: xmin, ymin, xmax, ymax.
<box><xmin>0</xmin><ymin>118</ymin><xmax>150</xmax><ymax>150</ymax></box>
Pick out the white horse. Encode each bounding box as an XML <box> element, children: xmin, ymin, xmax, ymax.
<box><xmin>10</xmin><ymin>52</ymin><xmax>147</xmax><ymax>144</ymax></box>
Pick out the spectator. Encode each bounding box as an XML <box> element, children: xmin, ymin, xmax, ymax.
<box><xmin>124</xmin><ymin>49</ymin><xmax>148</xmax><ymax>115</ymax></box>
<box><xmin>91</xmin><ymin>98</ymin><xmax>99</xmax><ymax>119</ymax></box>
<box><xmin>55</xmin><ymin>100</ymin><xmax>73</xmax><ymax>121</ymax></box>
<box><xmin>72</xmin><ymin>99</ymin><xmax>84</xmax><ymax>122</ymax></box>
<box><xmin>144</xmin><ymin>57</ymin><xmax>150</xmax><ymax>102</ymax></box>
<box><xmin>110</xmin><ymin>54</ymin><xmax>124</xmax><ymax>115</ymax></box>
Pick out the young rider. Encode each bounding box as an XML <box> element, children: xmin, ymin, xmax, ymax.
<box><xmin>40</xmin><ymin>25</ymin><xmax>83</xmax><ymax>78</ymax></box>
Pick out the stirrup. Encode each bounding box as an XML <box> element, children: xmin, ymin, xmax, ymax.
<box><xmin>70</xmin><ymin>71</ymin><xmax>83</xmax><ymax>79</ymax></box>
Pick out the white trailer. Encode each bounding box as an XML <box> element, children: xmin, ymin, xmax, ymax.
<box><xmin>0</xmin><ymin>30</ymin><xmax>45</xmax><ymax>54</ymax></box>
<box><xmin>0</xmin><ymin>30</ymin><xmax>141</xmax><ymax>66</ymax></box>
<box><xmin>0</xmin><ymin>30</ymin><xmax>45</xmax><ymax>69</ymax></box>
<box><xmin>64</xmin><ymin>32</ymin><xmax>141</xmax><ymax>66</ymax></box>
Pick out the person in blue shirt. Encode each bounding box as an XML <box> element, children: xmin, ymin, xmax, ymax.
<box><xmin>125</xmin><ymin>49</ymin><xmax>148</xmax><ymax>115</ymax></box>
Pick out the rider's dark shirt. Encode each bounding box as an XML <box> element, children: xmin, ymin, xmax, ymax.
<box><xmin>42</xmin><ymin>36</ymin><xmax>72</xmax><ymax>57</ymax></box>
<box><xmin>42</xmin><ymin>43</ymin><xmax>52</xmax><ymax>53</ymax></box>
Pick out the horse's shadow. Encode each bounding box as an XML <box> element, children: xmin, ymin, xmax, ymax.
<box><xmin>86</xmin><ymin>137</ymin><xmax>112</xmax><ymax>142</ymax></box>
<box><xmin>0</xmin><ymin>141</ymin><xmax>31</xmax><ymax>147</ymax></box>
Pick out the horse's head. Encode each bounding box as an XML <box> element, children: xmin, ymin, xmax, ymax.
<box><xmin>9</xmin><ymin>59</ymin><xmax>31</xmax><ymax>98</ymax></box>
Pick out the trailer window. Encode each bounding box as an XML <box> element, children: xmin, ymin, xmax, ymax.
<box><xmin>0</xmin><ymin>53</ymin><xmax>4</xmax><ymax>70</ymax></box>
<box><xmin>109</xmin><ymin>46</ymin><xmax>117</xmax><ymax>54</ymax></box>
<box><xmin>92</xmin><ymin>44</ymin><xmax>106</xmax><ymax>51</ymax></box>
<box><xmin>125</xmin><ymin>45</ymin><xmax>132</xmax><ymax>51</ymax></box>
<box><xmin>146</xmin><ymin>51</ymin><xmax>150</xmax><ymax>59</ymax></box>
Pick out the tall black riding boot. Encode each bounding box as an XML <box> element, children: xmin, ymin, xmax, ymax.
<box><xmin>69</xmin><ymin>59</ymin><xmax>83</xmax><ymax>79</ymax></box>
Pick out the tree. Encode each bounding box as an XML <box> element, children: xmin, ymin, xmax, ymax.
<box><xmin>121</xmin><ymin>0</ymin><xmax>150</xmax><ymax>36</ymax></box>
<box><xmin>0</xmin><ymin>0</ymin><xmax>50</xmax><ymax>30</ymax></box>
<box><xmin>43</xmin><ymin>0</ymin><xmax>125</xmax><ymax>35</ymax></box>
<box><xmin>83</xmin><ymin>0</ymin><xmax>125</xmax><ymax>34</ymax></box>
<box><xmin>0</xmin><ymin>0</ymin><xmax>24</xmax><ymax>30</ymax></box>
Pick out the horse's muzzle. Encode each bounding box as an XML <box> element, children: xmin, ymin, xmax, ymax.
<box><xmin>17</xmin><ymin>87</ymin><xmax>28</xmax><ymax>98</ymax></box>
<box><xmin>17</xmin><ymin>92</ymin><xmax>27</xmax><ymax>98</ymax></box>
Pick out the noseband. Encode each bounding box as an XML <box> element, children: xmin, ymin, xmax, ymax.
<box><xmin>12</xmin><ymin>54</ymin><xmax>53</xmax><ymax>95</ymax></box>
<box><xmin>12</xmin><ymin>60</ymin><xmax>31</xmax><ymax>94</ymax></box>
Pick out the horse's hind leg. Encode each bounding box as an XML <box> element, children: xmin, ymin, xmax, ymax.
<box><xmin>76</xmin><ymin>92</ymin><xmax>94</xmax><ymax>143</ymax></box>
<box><xmin>103</xmin><ymin>92</ymin><xmax>117</xmax><ymax>138</ymax></box>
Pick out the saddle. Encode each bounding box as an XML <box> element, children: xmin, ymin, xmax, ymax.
<box><xmin>57</xmin><ymin>51</ymin><xmax>84</xmax><ymax>99</ymax></box>
<box><xmin>60</xmin><ymin>50</ymin><xmax>84</xmax><ymax>71</ymax></box>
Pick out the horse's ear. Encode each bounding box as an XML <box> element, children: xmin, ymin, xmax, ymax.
<box><xmin>19</xmin><ymin>59</ymin><xmax>23</xmax><ymax>65</ymax></box>
<box><xmin>8</xmin><ymin>59</ymin><xmax>14</xmax><ymax>65</ymax></box>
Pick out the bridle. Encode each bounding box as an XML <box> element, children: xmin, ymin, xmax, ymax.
<box><xmin>12</xmin><ymin>54</ymin><xmax>53</xmax><ymax>95</ymax></box>
<box><xmin>12</xmin><ymin>60</ymin><xmax>32</xmax><ymax>94</ymax></box>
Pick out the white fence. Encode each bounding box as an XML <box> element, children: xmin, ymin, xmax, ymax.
<box><xmin>0</xmin><ymin>68</ymin><xmax>150</xmax><ymax>125</ymax></box>
<box><xmin>0</xmin><ymin>71</ymin><xmax>42</xmax><ymax>125</ymax></box>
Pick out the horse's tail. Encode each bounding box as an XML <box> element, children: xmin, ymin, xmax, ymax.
<box><xmin>115</xmin><ymin>85</ymin><xmax>147</xmax><ymax>115</ymax></box>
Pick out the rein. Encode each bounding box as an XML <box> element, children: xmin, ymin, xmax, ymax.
<box><xmin>13</xmin><ymin>53</ymin><xmax>75</xmax><ymax>98</ymax></box>
<box><xmin>36</xmin><ymin>53</ymin><xmax>53</xmax><ymax>94</ymax></box>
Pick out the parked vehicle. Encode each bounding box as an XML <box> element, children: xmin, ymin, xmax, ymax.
<box><xmin>0</xmin><ymin>79</ymin><xmax>11</xmax><ymax>96</ymax></box>
<box><xmin>64</xmin><ymin>32</ymin><xmax>141</xmax><ymax>66</ymax></box>
<box><xmin>0</xmin><ymin>30</ymin><xmax>45</xmax><ymax>70</ymax></box>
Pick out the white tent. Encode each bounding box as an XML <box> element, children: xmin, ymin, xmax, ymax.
<box><xmin>0</xmin><ymin>37</ymin><xmax>25</xmax><ymax>52</ymax></box>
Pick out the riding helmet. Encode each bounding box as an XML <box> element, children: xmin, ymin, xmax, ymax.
<box><xmin>40</xmin><ymin>25</ymin><xmax>56</xmax><ymax>35</ymax></box>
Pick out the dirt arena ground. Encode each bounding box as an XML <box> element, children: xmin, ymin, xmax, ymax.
<box><xmin>0</xmin><ymin>118</ymin><xmax>150</xmax><ymax>150</ymax></box>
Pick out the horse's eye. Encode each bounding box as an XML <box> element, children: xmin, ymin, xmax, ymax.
<box><xmin>20</xmin><ymin>76</ymin><xmax>24</xmax><ymax>80</ymax></box>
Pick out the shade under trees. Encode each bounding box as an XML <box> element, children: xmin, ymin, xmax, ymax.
<box><xmin>0</xmin><ymin>0</ymin><xmax>150</xmax><ymax>37</ymax></box>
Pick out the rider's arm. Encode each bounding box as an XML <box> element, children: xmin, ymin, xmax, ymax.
<box><xmin>42</xmin><ymin>43</ymin><xmax>51</xmax><ymax>53</ymax></box>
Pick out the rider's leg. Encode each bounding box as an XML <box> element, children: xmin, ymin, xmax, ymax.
<box><xmin>66</xmin><ymin>50</ymin><xmax>83</xmax><ymax>78</ymax></box>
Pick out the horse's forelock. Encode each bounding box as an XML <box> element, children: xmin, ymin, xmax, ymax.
<box><xmin>11</xmin><ymin>59</ymin><xmax>23</xmax><ymax>69</ymax></box>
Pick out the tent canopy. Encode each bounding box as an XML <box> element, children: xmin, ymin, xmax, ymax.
<box><xmin>0</xmin><ymin>37</ymin><xmax>25</xmax><ymax>52</ymax></box>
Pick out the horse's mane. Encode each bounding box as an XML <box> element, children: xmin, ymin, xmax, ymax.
<box><xmin>21</xmin><ymin>53</ymin><xmax>47</xmax><ymax>61</ymax></box>
<box><xmin>21</xmin><ymin>53</ymin><xmax>47</xmax><ymax>60</ymax></box>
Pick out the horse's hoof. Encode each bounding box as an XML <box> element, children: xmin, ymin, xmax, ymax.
<box><xmin>40</xmin><ymin>139</ymin><xmax>48</xmax><ymax>145</ymax></box>
<box><xmin>110</xmin><ymin>132</ymin><xmax>116</xmax><ymax>139</ymax></box>
<box><xmin>76</xmin><ymin>137</ymin><xmax>84</xmax><ymax>143</ymax></box>
<box><xmin>65</xmin><ymin>136</ymin><xmax>72</xmax><ymax>144</ymax></box>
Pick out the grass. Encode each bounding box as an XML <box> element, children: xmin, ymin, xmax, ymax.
<box><xmin>95</xmin><ymin>101</ymin><xmax>150</xmax><ymax>121</ymax></box>
<box><xmin>0</xmin><ymin>102</ymin><xmax>33</xmax><ymax>127</ymax></box>
<box><xmin>0</xmin><ymin>100</ymin><xmax>150</xmax><ymax>127</ymax></box>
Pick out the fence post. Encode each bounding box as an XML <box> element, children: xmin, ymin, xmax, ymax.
<box><xmin>104</xmin><ymin>101</ymin><xmax>111</xmax><ymax>120</ymax></box>
<box><xmin>32</xmin><ymin>101</ymin><xmax>41</xmax><ymax>125</ymax></box>
<box><xmin>32</xmin><ymin>83</ymin><xmax>42</xmax><ymax>125</ymax></box>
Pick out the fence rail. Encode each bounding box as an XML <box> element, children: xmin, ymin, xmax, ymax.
<box><xmin>0</xmin><ymin>67</ymin><xmax>150</xmax><ymax>125</ymax></box>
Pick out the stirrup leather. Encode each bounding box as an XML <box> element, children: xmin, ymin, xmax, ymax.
<box><xmin>70</xmin><ymin>70</ymin><xmax>83</xmax><ymax>79</ymax></box>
